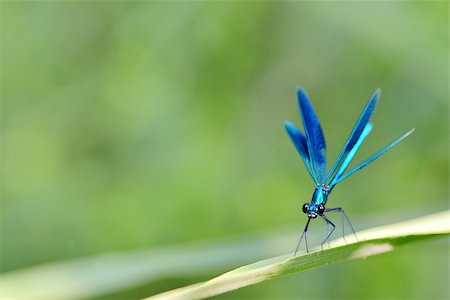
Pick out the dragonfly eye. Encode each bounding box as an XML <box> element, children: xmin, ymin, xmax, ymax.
<box><xmin>317</xmin><ymin>204</ymin><xmax>325</xmax><ymax>214</ymax></box>
<box><xmin>302</xmin><ymin>203</ymin><xmax>309</xmax><ymax>214</ymax></box>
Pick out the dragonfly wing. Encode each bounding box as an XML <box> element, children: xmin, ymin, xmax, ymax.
<box><xmin>331</xmin><ymin>128</ymin><xmax>415</xmax><ymax>185</ymax></box>
<box><xmin>329</xmin><ymin>122</ymin><xmax>373</xmax><ymax>187</ymax></box>
<box><xmin>326</xmin><ymin>89</ymin><xmax>380</xmax><ymax>185</ymax></box>
<box><xmin>297</xmin><ymin>88</ymin><xmax>328</xmax><ymax>184</ymax></box>
<box><xmin>284</xmin><ymin>121</ymin><xmax>317</xmax><ymax>183</ymax></box>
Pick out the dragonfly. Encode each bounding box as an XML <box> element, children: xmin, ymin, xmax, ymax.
<box><xmin>284</xmin><ymin>87</ymin><xmax>414</xmax><ymax>255</ymax></box>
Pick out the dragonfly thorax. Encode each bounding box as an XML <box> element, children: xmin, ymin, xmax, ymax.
<box><xmin>311</xmin><ymin>185</ymin><xmax>330</xmax><ymax>206</ymax></box>
<box><xmin>301</xmin><ymin>186</ymin><xmax>329</xmax><ymax>219</ymax></box>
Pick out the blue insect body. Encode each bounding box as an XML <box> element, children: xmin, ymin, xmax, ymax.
<box><xmin>285</xmin><ymin>87</ymin><xmax>414</xmax><ymax>255</ymax></box>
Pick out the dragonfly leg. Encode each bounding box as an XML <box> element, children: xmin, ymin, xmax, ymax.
<box><xmin>320</xmin><ymin>214</ymin><xmax>335</xmax><ymax>250</ymax></box>
<box><xmin>294</xmin><ymin>218</ymin><xmax>311</xmax><ymax>257</ymax></box>
<box><xmin>327</xmin><ymin>222</ymin><xmax>331</xmax><ymax>249</ymax></box>
<box><xmin>325</xmin><ymin>207</ymin><xmax>358</xmax><ymax>242</ymax></box>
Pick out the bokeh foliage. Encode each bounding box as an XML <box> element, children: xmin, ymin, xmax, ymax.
<box><xmin>1</xmin><ymin>1</ymin><xmax>448</xmax><ymax>299</ymax></box>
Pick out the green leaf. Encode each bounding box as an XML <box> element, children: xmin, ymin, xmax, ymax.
<box><xmin>145</xmin><ymin>211</ymin><xmax>449</xmax><ymax>300</ymax></box>
<box><xmin>0</xmin><ymin>211</ymin><xmax>448</xmax><ymax>300</ymax></box>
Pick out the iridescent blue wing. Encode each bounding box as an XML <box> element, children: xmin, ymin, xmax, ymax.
<box><xmin>297</xmin><ymin>88</ymin><xmax>328</xmax><ymax>184</ymax></box>
<box><xmin>329</xmin><ymin>123</ymin><xmax>372</xmax><ymax>187</ymax></box>
<box><xmin>326</xmin><ymin>89</ymin><xmax>380</xmax><ymax>186</ymax></box>
<box><xmin>331</xmin><ymin>128</ymin><xmax>415</xmax><ymax>185</ymax></box>
<box><xmin>284</xmin><ymin>121</ymin><xmax>317</xmax><ymax>184</ymax></box>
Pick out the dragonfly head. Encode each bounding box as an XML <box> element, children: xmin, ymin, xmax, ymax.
<box><xmin>302</xmin><ymin>203</ymin><xmax>325</xmax><ymax>219</ymax></box>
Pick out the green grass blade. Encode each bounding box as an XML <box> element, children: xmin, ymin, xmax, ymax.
<box><xmin>0</xmin><ymin>228</ymin><xmax>300</xmax><ymax>299</ymax></box>
<box><xmin>145</xmin><ymin>211</ymin><xmax>450</xmax><ymax>300</ymax></box>
<box><xmin>0</xmin><ymin>211</ymin><xmax>447</xmax><ymax>300</ymax></box>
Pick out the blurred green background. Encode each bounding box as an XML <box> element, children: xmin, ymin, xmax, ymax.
<box><xmin>1</xmin><ymin>1</ymin><xmax>448</xmax><ymax>299</ymax></box>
